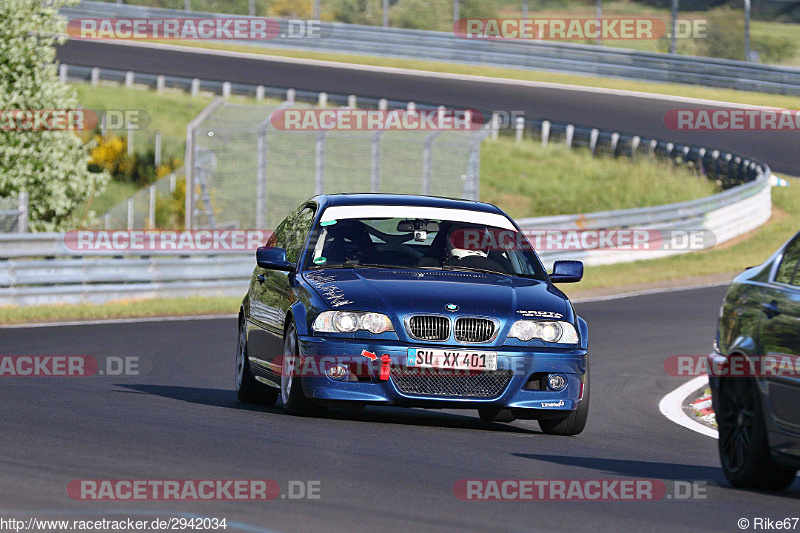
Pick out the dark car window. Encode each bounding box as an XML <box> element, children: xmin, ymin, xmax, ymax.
<box><xmin>775</xmin><ymin>236</ymin><xmax>800</xmax><ymax>286</ymax></box>
<box><xmin>303</xmin><ymin>214</ymin><xmax>547</xmax><ymax>280</ymax></box>
<box><xmin>267</xmin><ymin>205</ymin><xmax>316</xmax><ymax>264</ymax></box>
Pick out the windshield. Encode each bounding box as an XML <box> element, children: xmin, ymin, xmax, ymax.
<box><xmin>302</xmin><ymin>213</ymin><xmax>547</xmax><ymax>280</ymax></box>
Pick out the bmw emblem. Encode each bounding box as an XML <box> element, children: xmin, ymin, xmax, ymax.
<box><xmin>445</xmin><ymin>303</ymin><xmax>459</xmax><ymax>312</ymax></box>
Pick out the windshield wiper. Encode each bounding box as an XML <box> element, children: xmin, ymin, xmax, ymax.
<box><xmin>308</xmin><ymin>262</ymin><xmax>410</xmax><ymax>270</ymax></box>
<box><xmin>439</xmin><ymin>265</ymin><xmax>511</xmax><ymax>276</ymax></box>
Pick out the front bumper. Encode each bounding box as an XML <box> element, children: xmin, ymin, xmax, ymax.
<box><xmin>296</xmin><ymin>335</ymin><xmax>588</xmax><ymax>414</ymax></box>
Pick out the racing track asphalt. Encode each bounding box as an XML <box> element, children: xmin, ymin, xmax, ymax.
<box><xmin>56</xmin><ymin>39</ymin><xmax>800</xmax><ymax>176</ymax></box>
<box><xmin>1</xmin><ymin>285</ymin><xmax>797</xmax><ymax>532</ymax></box>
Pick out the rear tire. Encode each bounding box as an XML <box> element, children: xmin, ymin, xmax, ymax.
<box><xmin>717</xmin><ymin>377</ymin><xmax>797</xmax><ymax>491</ymax></box>
<box><xmin>281</xmin><ymin>323</ymin><xmax>324</xmax><ymax>417</ymax></box>
<box><xmin>478</xmin><ymin>407</ymin><xmax>516</xmax><ymax>423</ymax></box>
<box><xmin>539</xmin><ymin>367</ymin><xmax>589</xmax><ymax>436</ymax></box>
<box><xmin>235</xmin><ymin>318</ymin><xmax>278</xmax><ymax>405</ymax></box>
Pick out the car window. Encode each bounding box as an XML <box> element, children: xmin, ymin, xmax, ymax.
<box><xmin>775</xmin><ymin>236</ymin><xmax>800</xmax><ymax>286</ymax></box>
<box><xmin>285</xmin><ymin>206</ymin><xmax>316</xmax><ymax>263</ymax></box>
<box><xmin>302</xmin><ymin>214</ymin><xmax>547</xmax><ymax>280</ymax></box>
<box><xmin>266</xmin><ymin>205</ymin><xmax>316</xmax><ymax>264</ymax></box>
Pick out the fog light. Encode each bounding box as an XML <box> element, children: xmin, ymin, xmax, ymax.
<box><xmin>327</xmin><ymin>364</ymin><xmax>348</xmax><ymax>381</ymax></box>
<box><xmin>548</xmin><ymin>373</ymin><xmax>567</xmax><ymax>391</ymax></box>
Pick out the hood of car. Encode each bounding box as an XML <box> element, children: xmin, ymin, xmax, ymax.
<box><xmin>302</xmin><ymin>268</ymin><xmax>569</xmax><ymax>321</ymax></box>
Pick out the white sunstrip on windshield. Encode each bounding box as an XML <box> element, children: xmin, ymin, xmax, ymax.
<box><xmin>318</xmin><ymin>205</ymin><xmax>516</xmax><ymax>230</ymax></box>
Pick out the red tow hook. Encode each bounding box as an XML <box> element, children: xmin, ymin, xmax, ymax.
<box><xmin>379</xmin><ymin>354</ymin><xmax>392</xmax><ymax>381</ymax></box>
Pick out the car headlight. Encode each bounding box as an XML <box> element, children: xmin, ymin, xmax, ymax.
<box><xmin>313</xmin><ymin>311</ymin><xmax>395</xmax><ymax>334</ymax></box>
<box><xmin>507</xmin><ymin>320</ymin><xmax>579</xmax><ymax>344</ymax></box>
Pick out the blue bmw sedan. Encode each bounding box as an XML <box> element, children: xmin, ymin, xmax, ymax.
<box><xmin>235</xmin><ymin>194</ymin><xmax>589</xmax><ymax>435</ymax></box>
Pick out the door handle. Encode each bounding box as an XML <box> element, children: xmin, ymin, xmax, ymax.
<box><xmin>761</xmin><ymin>301</ymin><xmax>781</xmax><ymax>318</ymax></box>
<box><xmin>257</xmin><ymin>274</ymin><xmax>267</xmax><ymax>284</ymax></box>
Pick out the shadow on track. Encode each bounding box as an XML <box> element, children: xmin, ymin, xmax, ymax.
<box><xmin>513</xmin><ymin>453</ymin><xmax>726</xmax><ymax>483</ymax></box>
<box><xmin>116</xmin><ymin>384</ymin><xmax>539</xmax><ymax>434</ymax></box>
<box><xmin>513</xmin><ymin>453</ymin><xmax>800</xmax><ymax>495</ymax></box>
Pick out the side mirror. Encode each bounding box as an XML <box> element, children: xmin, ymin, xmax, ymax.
<box><xmin>256</xmin><ymin>246</ymin><xmax>295</xmax><ymax>272</ymax></box>
<box><xmin>550</xmin><ymin>260</ymin><xmax>583</xmax><ymax>283</ymax></box>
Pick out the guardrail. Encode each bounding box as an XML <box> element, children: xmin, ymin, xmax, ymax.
<box><xmin>62</xmin><ymin>1</ymin><xmax>800</xmax><ymax>95</ymax></box>
<box><xmin>0</xmin><ymin>170</ymin><xmax>770</xmax><ymax>307</ymax></box>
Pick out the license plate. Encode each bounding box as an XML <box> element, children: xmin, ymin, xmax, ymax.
<box><xmin>406</xmin><ymin>348</ymin><xmax>497</xmax><ymax>371</ymax></box>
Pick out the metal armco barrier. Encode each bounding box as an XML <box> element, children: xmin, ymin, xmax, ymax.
<box><xmin>62</xmin><ymin>1</ymin><xmax>800</xmax><ymax>95</ymax></box>
<box><xmin>0</xmin><ymin>169</ymin><xmax>771</xmax><ymax>306</ymax></box>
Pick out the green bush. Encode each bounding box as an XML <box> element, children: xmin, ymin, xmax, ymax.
<box><xmin>697</xmin><ymin>6</ymin><xmax>795</xmax><ymax>63</ymax></box>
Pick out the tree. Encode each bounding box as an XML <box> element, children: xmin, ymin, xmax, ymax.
<box><xmin>0</xmin><ymin>0</ymin><xmax>108</xmax><ymax>231</ymax></box>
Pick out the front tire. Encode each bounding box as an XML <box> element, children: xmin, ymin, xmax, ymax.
<box><xmin>281</xmin><ymin>323</ymin><xmax>323</xmax><ymax>416</ymax></box>
<box><xmin>717</xmin><ymin>377</ymin><xmax>797</xmax><ymax>491</ymax></box>
<box><xmin>235</xmin><ymin>318</ymin><xmax>278</xmax><ymax>405</ymax></box>
<box><xmin>538</xmin><ymin>367</ymin><xmax>589</xmax><ymax>436</ymax></box>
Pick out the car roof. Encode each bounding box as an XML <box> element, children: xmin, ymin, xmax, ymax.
<box><xmin>312</xmin><ymin>193</ymin><xmax>504</xmax><ymax>215</ymax></box>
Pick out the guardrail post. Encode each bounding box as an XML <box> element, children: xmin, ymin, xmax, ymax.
<box><xmin>286</xmin><ymin>88</ymin><xmax>296</xmax><ymax>104</ymax></box>
<box><xmin>711</xmin><ymin>150</ymin><xmax>720</xmax><ymax>178</ymax></box>
<box><xmin>348</xmin><ymin>95</ymin><xmax>357</xmax><ymax>108</ymax></box>
<box><xmin>100</xmin><ymin>112</ymin><xmax>106</xmax><ymax>137</ymax></box>
<box><xmin>59</xmin><ymin>64</ymin><xmax>68</xmax><ymax>83</ymax></box>
<box><xmin>490</xmin><ymin>112</ymin><xmax>499</xmax><ymax>141</ymax></box>
<box><xmin>665</xmin><ymin>142</ymin><xmax>674</xmax><ymax>159</ymax></box>
<box><xmin>125</xmin><ymin>71</ymin><xmax>134</xmax><ymax>87</ymax></box>
<box><xmin>104</xmin><ymin>213</ymin><xmax>111</xmax><ymax>230</ymax></box>
<box><xmin>515</xmin><ymin>116</ymin><xmax>524</xmax><ymax>143</ymax></box>
<box><xmin>17</xmin><ymin>191</ymin><xmax>28</xmax><ymax>233</ymax></box>
<box><xmin>256</xmin><ymin>85</ymin><xmax>265</xmax><ymax>101</ymax></box>
<box><xmin>610</xmin><ymin>133</ymin><xmax>620</xmax><ymax>157</ymax></box>
<box><xmin>127</xmin><ymin>122</ymin><xmax>134</xmax><ymax>156</ymax></box>
<box><xmin>127</xmin><ymin>197</ymin><xmax>134</xmax><ymax>230</ymax></box>
<box><xmin>318</xmin><ymin>92</ymin><xmax>328</xmax><ymax>107</ymax></box>
<box><xmin>630</xmin><ymin>135</ymin><xmax>640</xmax><ymax>158</ymax></box>
<box><xmin>315</xmin><ymin>131</ymin><xmax>326</xmax><ymax>194</ymax></box>
<box><xmin>541</xmin><ymin>120</ymin><xmax>550</xmax><ymax>146</ymax></box>
<box><xmin>589</xmin><ymin>128</ymin><xmax>599</xmax><ymax>155</ymax></box>
<box><xmin>191</xmin><ymin>78</ymin><xmax>200</xmax><ymax>97</ymax></box>
<box><xmin>90</xmin><ymin>67</ymin><xmax>100</xmax><ymax>86</ymax></box>
<box><xmin>697</xmin><ymin>147</ymin><xmax>707</xmax><ymax>174</ymax></box>
<box><xmin>407</xmin><ymin>102</ymin><xmax>416</xmax><ymax>112</ymax></box>
<box><xmin>148</xmin><ymin>184</ymin><xmax>157</xmax><ymax>229</ymax></box>
<box><xmin>371</xmin><ymin>131</ymin><xmax>381</xmax><ymax>193</ymax></box>
<box><xmin>565</xmin><ymin>124</ymin><xmax>575</xmax><ymax>147</ymax></box>
<box><xmin>222</xmin><ymin>82</ymin><xmax>231</xmax><ymax>99</ymax></box>
<box><xmin>156</xmin><ymin>75</ymin><xmax>165</xmax><ymax>94</ymax></box>
<box><xmin>154</xmin><ymin>130</ymin><xmax>162</xmax><ymax>167</ymax></box>
<box><xmin>170</xmin><ymin>173</ymin><xmax>176</xmax><ymax>194</ymax></box>
<box><xmin>378</xmin><ymin>98</ymin><xmax>388</xmax><ymax>111</ymax></box>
